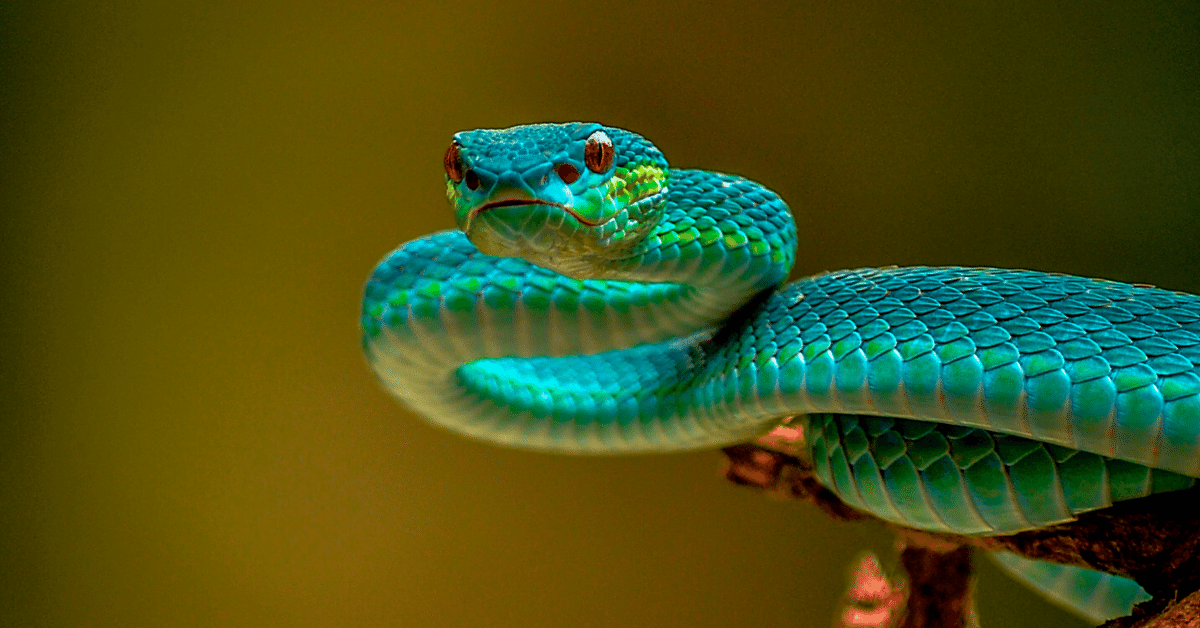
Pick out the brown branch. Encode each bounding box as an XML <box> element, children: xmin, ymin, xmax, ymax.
<box><xmin>1102</xmin><ymin>589</ymin><xmax>1200</xmax><ymax>628</ymax></box>
<box><xmin>897</xmin><ymin>544</ymin><xmax>976</xmax><ymax>628</ymax></box>
<box><xmin>721</xmin><ymin>437</ymin><xmax>1200</xmax><ymax>628</ymax></box>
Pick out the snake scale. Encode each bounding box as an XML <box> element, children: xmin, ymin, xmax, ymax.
<box><xmin>362</xmin><ymin>122</ymin><xmax>1200</xmax><ymax>623</ymax></box>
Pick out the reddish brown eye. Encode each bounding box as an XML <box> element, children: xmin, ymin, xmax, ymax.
<box><xmin>584</xmin><ymin>130</ymin><xmax>614</xmax><ymax>173</ymax></box>
<box><xmin>444</xmin><ymin>143</ymin><xmax>464</xmax><ymax>183</ymax></box>
<box><xmin>464</xmin><ymin>169</ymin><xmax>480</xmax><ymax>191</ymax></box>
<box><xmin>555</xmin><ymin>163</ymin><xmax>580</xmax><ymax>184</ymax></box>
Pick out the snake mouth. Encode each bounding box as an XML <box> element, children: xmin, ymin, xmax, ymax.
<box><xmin>476</xmin><ymin>198</ymin><xmax>557</xmax><ymax>213</ymax></box>
<box><xmin>469</xmin><ymin>198</ymin><xmax>602</xmax><ymax>228</ymax></box>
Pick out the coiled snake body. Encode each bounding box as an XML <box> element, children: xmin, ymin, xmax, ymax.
<box><xmin>362</xmin><ymin>123</ymin><xmax>1200</xmax><ymax>622</ymax></box>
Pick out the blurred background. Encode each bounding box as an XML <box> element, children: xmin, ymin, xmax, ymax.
<box><xmin>3</xmin><ymin>1</ymin><xmax>1198</xmax><ymax>626</ymax></box>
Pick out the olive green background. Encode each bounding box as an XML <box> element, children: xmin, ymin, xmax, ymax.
<box><xmin>3</xmin><ymin>1</ymin><xmax>1198</xmax><ymax>626</ymax></box>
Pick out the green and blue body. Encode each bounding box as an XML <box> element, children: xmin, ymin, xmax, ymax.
<box><xmin>362</xmin><ymin>122</ymin><xmax>1200</xmax><ymax>623</ymax></box>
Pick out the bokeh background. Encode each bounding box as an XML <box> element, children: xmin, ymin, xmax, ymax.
<box><xmin>3</xmin><ymin>1</ymin><xmax>1198</xmax><ymax>626</ymax></box>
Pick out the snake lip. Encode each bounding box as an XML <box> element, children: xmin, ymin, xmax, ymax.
<box><xmin>476</xmin><ymin>198</ymin><xmax>555</xmax><ymax>212</ymax></box>
<box><xmin>471</xmin><ymin>199</ymin><xmax>602</xmax><ymax>227</ymax></box>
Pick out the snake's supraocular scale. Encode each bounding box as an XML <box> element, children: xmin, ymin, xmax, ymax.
<box><xmin>362</xmin><ymin>122</ymin><xmax>1200</xmax><ymax>622</ymax></box>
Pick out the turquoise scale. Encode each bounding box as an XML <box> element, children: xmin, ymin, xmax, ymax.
<box><xmin>805</xmin><ymin>413</ymin><xmax>1194</xmax><ymax>535</ymax></box>
<box><xmin>990</xmin><ymin>552</ymin><xmax>1150</xmax><ymax>624</ymax></box>
<box><xmin>363</xmin><ymin>123</ymin><xmax>1200</xmax><ymax>623</ymax></box>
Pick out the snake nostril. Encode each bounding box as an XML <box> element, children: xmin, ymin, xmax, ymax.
<box><xmin>556</xmin><ymin>163</ymin><xmax>580</xmax><ymax>185</ymax></box>
<box><xmin>465</xmin><ymin>170</ymin><xmax>480</xmax><ymax>191</ymax></box>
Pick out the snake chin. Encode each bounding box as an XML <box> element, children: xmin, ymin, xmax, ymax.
<box><xmin>462</xmin><ymin>201</ymin><xmax>632</xmax><ymax>279</ymax></box>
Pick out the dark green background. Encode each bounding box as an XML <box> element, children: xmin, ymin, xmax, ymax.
<box><xmin>3</xmin><ymin>1</ymin><xmax>1198</xmax><ymax>626</ymax></box>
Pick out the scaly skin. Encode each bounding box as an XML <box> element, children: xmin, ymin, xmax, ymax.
<box><xmin>362</xmin><ymin>122</ymin><xmax>1200</xmax><ymax>622</ymax></box>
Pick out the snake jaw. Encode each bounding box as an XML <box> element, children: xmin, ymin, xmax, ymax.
<box><xmin>458</xmin><ymin>184</ymin><xmax>610</xmax><ymax>262</ymax></box>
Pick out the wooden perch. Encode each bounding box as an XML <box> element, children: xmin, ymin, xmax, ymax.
<box><xmin>722</xmin><ymin>430</ymin><xmax>1200</xmax><ymax>628</ymax></box>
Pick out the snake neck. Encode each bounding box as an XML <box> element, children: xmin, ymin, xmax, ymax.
<box><xmin>592</xmin><ymin>168</ymin><xmax>798</xmax><ymax>321</ymax></box>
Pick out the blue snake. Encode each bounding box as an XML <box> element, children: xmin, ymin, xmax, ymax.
<box><xmin>361</xmin><ymin>122</ymin><xmax>1200</xmax><ymax>623</ymax></box>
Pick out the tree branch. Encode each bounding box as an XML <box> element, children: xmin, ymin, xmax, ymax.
<box><xmin>722</xmin><ymin>432</ymin><xmax>1200</xmax><ymax>628</ymax></box>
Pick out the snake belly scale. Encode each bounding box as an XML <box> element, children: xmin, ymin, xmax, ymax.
<box><xmin>362</xmin><ymin>122</ymin><xmax>1200</xmax><ymax>622</ymax></box>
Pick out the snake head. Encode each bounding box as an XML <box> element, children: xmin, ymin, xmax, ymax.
<box><xmin>443</xmin><ymin>122</ymin><xmax>669</xmax><ymax>278</ymax></box>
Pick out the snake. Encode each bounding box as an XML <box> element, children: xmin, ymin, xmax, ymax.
<box><xmin>361</xmin><ymin>122</ymin><xmax>1200</xmax><ymax>623</ymax></box>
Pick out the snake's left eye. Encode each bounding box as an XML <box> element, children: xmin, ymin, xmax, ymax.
<box><xmin>444</xmin><ymin>143</ymin><xmax>464</xmax><ymax>183</ymax></box>
<box><xmin>584</xmin><ymin>131</ymin><xmax>614</xmax><ymax>173</ymax></box>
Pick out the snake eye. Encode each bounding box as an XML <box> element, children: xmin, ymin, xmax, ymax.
<box><xmin>444</xmin><ymin>143</ymin><xmax>464</xmax><ymax>183</ymax></box>
<box><xmin>584</xmin><ymin>130</ymin><xmax>614</xmax><ymax>173</ymax></box>
<box><xmin>555</xmin><ymin>163</ymin><xmax>580</xmax><ymax>184</ymax></box>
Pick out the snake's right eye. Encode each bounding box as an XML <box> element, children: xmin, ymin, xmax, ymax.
<box><xmin>444</xmin><ymin>143</ymin><xmax>464</xmax><ymax>183</ymax></box>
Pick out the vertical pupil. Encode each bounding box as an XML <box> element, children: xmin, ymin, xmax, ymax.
<box><xmin>585</xmin><ymin>137</ymin><xmax>613</xmax><ymax>173</ymax></box>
